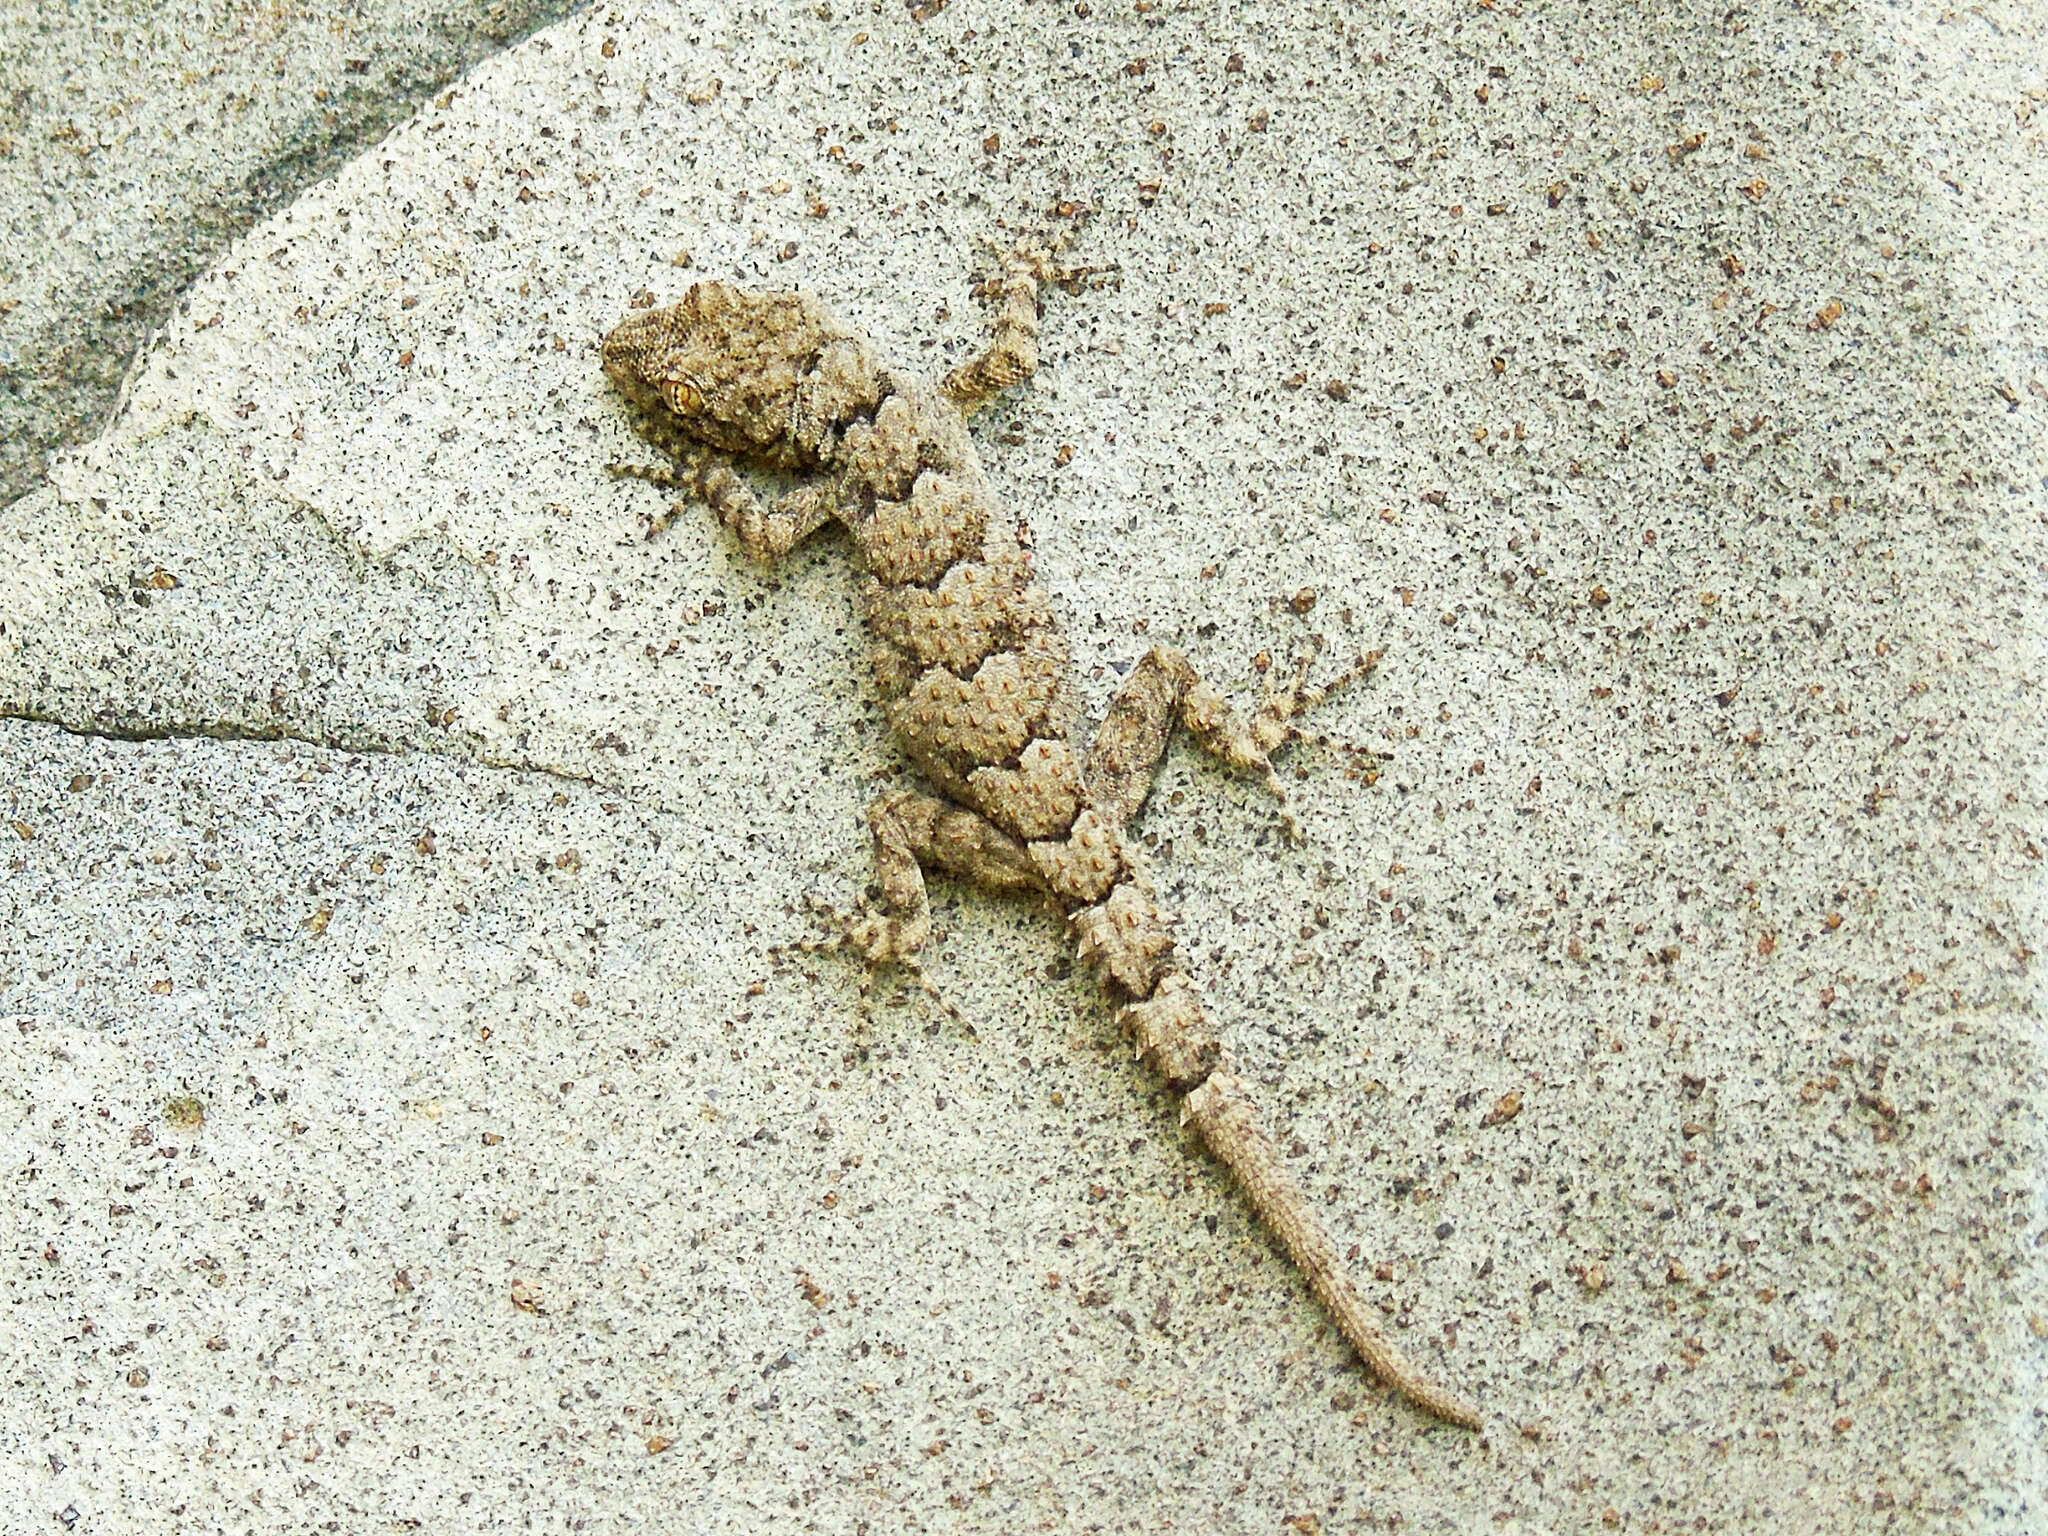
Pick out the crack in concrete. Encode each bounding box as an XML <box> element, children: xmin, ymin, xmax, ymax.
<box><xmin>1</xmin><ymin>707</ymin><xmax>632</xmax><ymax>802</ymax></box>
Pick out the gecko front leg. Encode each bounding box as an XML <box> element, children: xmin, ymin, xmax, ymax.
<box><xmin>609</xmin><ymin>448</ymin><xmax>839</xmax><ymax>558</ymax></box>
<box><xmin>943</xmin><ymin>245</ymin><xmax>1052</xmax><ymax>410</ymax></box>
<box><xmin>941</xmin><ymin>220</ymin><xmax>1114</xmax><ymax>412</ymax></box>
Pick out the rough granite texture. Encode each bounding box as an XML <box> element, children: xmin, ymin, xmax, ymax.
<box><xmin>0</xmin><ymin>0</ymin><xmax>582</xmax><ymax>505</ymax></box>
<box><xmin>2</xmin><ymin>2</ymin><xmax>2044</xmax><ymax>1532</ymax></box>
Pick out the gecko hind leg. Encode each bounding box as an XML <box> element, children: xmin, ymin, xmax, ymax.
<box><xmin>786</xmin><ymin>891</ymin><xmax>964</xmax><ymax>1029</ymax></box>
<box><xmin>1251</xmin><ymin>646</ymin><xmax>1387</xmax><ymax>792</ymax></box>
<box><xmin>1084</xmin><ymin>643</ymin><xmax>1379</xmax><ymax>841</ymax></box>
<box><xmin>788</xmin><ymin>790</ymin><xmax>1050</xmax><ymax>1026</ymax></box>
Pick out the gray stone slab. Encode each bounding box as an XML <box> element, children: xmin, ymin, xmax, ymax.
<box><xmin>2</xmin><ymin>2</ymin><xmax>2044</xmax><ymax>1531</ymax></box>
<box><xmin>0</xmin><ymin>0</ymin><xmax>583</xmax><ymax>506</ymax></box>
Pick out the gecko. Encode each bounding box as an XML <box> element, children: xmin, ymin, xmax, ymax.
<box><xmin>600</xmin><ymin>223</ymin><xmax>1481</xmax><ymax>1431</ymax></box>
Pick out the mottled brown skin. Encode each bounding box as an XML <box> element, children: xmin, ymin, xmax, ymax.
<box><xmin>601</xmin><ymin>239</ymin><xmax>1481</xmax><ymax>1431</ymax></box>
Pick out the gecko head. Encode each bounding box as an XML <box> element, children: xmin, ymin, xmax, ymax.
<box><xmin>603</xmin><ymin>282</ymin><xmax>880</xmax><ymax>465</ymax></box>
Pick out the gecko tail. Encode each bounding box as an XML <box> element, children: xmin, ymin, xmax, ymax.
<box><xmin>1076</xmin><ymin>884</ymin><xmax>1479</xmax><ymax>1429</ymax></box>
<box><xmin>1183</xmin><ymin>1070</ymin><xmax>1484</xmax><ymax>1432</ymax></box>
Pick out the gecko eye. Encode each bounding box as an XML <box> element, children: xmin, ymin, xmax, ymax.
<box><xmin>664</xmin><ymin>377</ymin><xmax>706</xmax><ymax>416</ymax></box>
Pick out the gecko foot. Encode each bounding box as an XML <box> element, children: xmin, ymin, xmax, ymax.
<box><xmin>604</xmin><ymin>462</ymin><xmax>694</xmax><ymax>539</ymax></box>
<box><xmin>784</xmin><ymin>892</ymin><xmax>972</xmax><ymax>1031</ymax></box>
<box><xmin>1251</xmin><ymin>645</ymin><xmax>1380</xmax><ymax>746</ymax></box>
<box><xmin>1244</xmin><ymin>646</ymin><xmax>1382</xmax><ymax>838</ymax></box>
<box><xmin>1266</xmin><ymin>648</ymin><xmax>1385</xmax><ymax>757</ymax></box>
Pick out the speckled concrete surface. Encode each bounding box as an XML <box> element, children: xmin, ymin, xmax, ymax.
<box><xmin>3</xmin><ymin>3</ymin><xmax>2045</xmax><ymax>1531</ymax></box>
<box><xmin>0</xmin><ymin>0</ymin><xmax>582</xmax><ymax>506</ymax></box>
